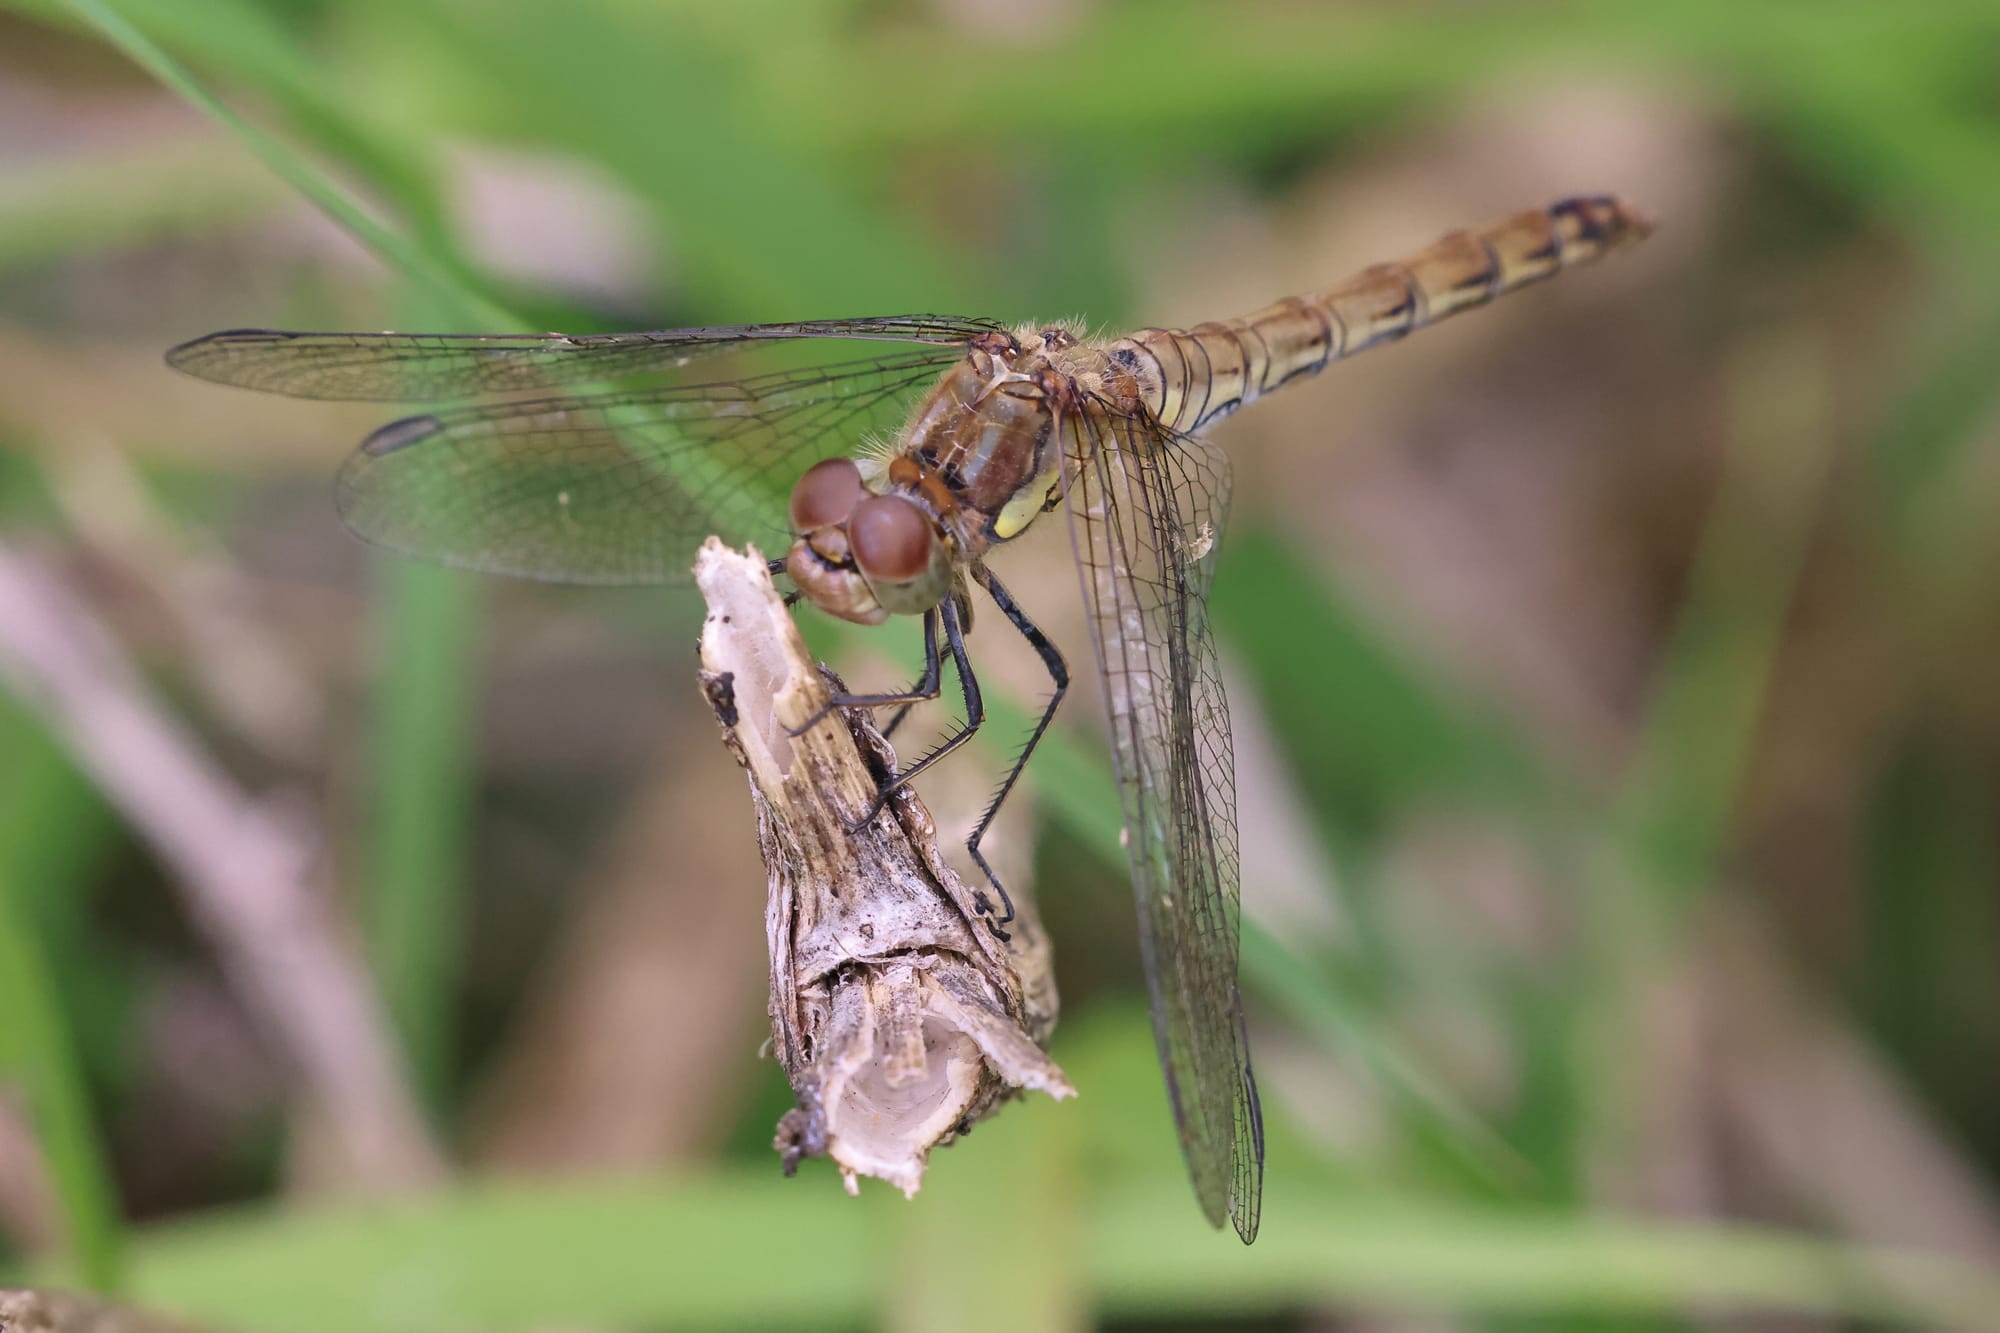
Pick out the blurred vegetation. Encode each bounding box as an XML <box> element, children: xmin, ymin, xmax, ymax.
<box><xmin>2</xmin><ymin>0</ymin><xmax>1999</xmax><ymax>1329</ymax></box>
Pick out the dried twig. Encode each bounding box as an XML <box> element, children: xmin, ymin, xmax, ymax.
<box><xmin>0</xmin><ymin>543</ymin><xmax>441</xmax><ymax>1188</ymax></box>
<box><xmin>694</xmin><ymin>539</ymin><xmax>1071</xmax><ymax>1196</ymax></box>
<box><xmin>0</xmin><ymin>1288</ymin><xmax>206</xmax><ymax>1333</ymax></box>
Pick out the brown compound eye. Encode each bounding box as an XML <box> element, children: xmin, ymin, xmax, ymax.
<box><xmin>789</xmin><ymin>457</ymin><xmax>865</xmax><ymax>533</ymax></box>
<box><xmin>848</xmin><ymin>495</ymin><xmax>937</xmax><ymax>584</ymax></box>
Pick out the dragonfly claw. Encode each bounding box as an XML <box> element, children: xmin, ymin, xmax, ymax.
<box><xmin>784</xmin><ymin>704</ymin><xmax>837</xmax><ymax>739</ymax></box>
<box><xmin>845</xmin><ymin>791</ymin><xmax>891</xmax><ymax>834</ymax></box>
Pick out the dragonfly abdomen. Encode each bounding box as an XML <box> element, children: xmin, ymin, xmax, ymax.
<box><xmin>1123</xmin><ymin>194</ymin><xmax>1650</xmax><ymax>435</ymax></box>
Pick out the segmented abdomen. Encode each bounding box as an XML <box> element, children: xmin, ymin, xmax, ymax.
<box><xmin>1118</xmin><ymin>195</ymin><xmax>1651</xmax><ymax>435</ymax></box>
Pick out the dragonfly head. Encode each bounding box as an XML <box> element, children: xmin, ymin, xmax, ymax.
<box><xmin>784</xmin><ymin>457</ymin><xmax>951</xmax><ymax>625</ymax></box>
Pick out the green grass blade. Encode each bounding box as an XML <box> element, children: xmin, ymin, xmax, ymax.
<box><xmin>1240</xmin><ymin>924</ymin><xmax>1534</xmax><ymax>1197</ymax></box>
<box><xmin>58</xmin><ymin>0</ymin><xmax>511</xmax><ymax>325</ymax></box>
<box><xmin>0</xmin><ymin>707</ymin><xmax>124</xmax><ymax>1291</ymax></box>
<box><xmin>83</xmin><ymin>1174</ymin><xmax>2000</xmax><ymax>1330</ymax></box>
<box><xmin>1090</xmin><ymin>1187</ymin><xmax>2000</xmax><ymax>1326</ymax></box>
<box><xmin>1614</xmin><ymin>332</ymin><xmax>1837</xmax><ymax>902</ymax></box>
<box><xmin>360</xmin><ymin>562</ymin><xmax>481</xmax><ymax>1111</ymax></box>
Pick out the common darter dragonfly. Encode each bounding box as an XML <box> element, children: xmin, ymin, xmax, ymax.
<box><xmin>170</xmin><ymin>195</ymin><xmax>1650</xmax><ymax>1243</ymax></box>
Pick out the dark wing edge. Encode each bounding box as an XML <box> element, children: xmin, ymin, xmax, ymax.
<box><xmin>1061</xmin><ymin>400</ymin><xmax>1264</xmax><ymax>1243</ymax></box>
<box><xmin>332</xmin><ymin>348</ymin><xmax>966</xmax><ymax>585</ymax></box>
<box><xmin>165</xmin><ymin>315</ymin><xmax>1005</xmax><ymax>401</ymax></box>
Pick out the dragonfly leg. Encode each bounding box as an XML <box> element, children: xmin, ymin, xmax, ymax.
<box><xmin>769</xmin><ymin>556</ymin><xmax>807</xmax><ymax>609</ymax></box>
<box><xmin>868</xmin><ymin>607</ymin><xmax>949</xmax><ymax>741</ymax></box>
<box><xmin>786</xmin><ymin>608</ymin><xmax>942</xmax><ymax>738</ymax></box>
<box><xmin>878</xmin><ymin>692</ymin><xmax>922</xmax><ymax>742</ymax></box>
<box><xmin>849</xmin><ymin>595</ymin><xmax>983</xmax><ymax>825</ymax></box>
<box><xmin>963</xmin><ymin>566</ymin><xmax>1067</xmax><ymax>936</ymax></box>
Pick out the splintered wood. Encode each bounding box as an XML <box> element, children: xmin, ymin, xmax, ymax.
<box><xmin>694</xmin><ymin>540</ymin><xmax>1071</xmax><ymax>1198</ymax></box>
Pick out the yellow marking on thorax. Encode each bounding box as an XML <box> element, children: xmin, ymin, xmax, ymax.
<box><xmin>991</xmin><ymin>455</ymin><xmax>1063</xmax><ymax>540</ymax></box>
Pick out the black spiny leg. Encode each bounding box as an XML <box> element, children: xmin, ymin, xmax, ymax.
<box><xmin>879</xmin><ymin>693</ymin><xmax>922</xmax><ymax>742</ymax></box>
<box><xmin>878</xmin><ymin>617</ymin><xmax>944</xmax><ymax>741</ymax></box>
<box><xmin>850</xmin><ymin>594</ymin><xmax>984</xmax><ymax>824</ymax></box>
<box><xmin>788</xmin><ymin>607</ymin><xmax>943</xmax><ymax>738</ymax></box>
<box><xmin>769</xmin><ymin>556</ymin><xmax>806</xmax><ymax>609</ymax></box>
<box><xmin>964</xmin><ymin>565</ymin><xmax>1068</xmax><ymax>934</ymax></box>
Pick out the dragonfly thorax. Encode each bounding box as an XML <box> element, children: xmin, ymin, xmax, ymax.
<box><xmin>784</xmin><ymin>333</ymin><xmax>1081</xmax><ymax>626</ymax></box>
<box><xmin>901</xmin><ymin>337</ymin><xmax>1079</xmax><ymax>541</ymax></box>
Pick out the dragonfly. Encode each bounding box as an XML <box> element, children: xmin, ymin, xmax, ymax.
<box><xmin>168</xmin><ymin>195</ymin><xmax>1650</xmax><ymax>1243</ymax></box>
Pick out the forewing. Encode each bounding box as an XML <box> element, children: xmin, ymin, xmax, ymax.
<box><xmin>336</xmin><ymin>349</ymin><xmax>965</xmax><ymax>584</ymax></box>
<box><xmin>1061</xmin><ymin>401</ymin><xmax>1264</xmax><ymax>1242</ymax></box>
<box><xmin>166</xmin><ymin>316</ymin><xmax>1002</xmax><ymax>401</ymax></box>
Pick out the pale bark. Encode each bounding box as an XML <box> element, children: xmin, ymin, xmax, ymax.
<box><xmin>694</xmin><ymin>539</ymin><xmax>1071</xmax><ymax>1197</ymax></box>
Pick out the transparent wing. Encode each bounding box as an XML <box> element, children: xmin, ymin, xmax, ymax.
<box><xmin>1061</xmin><ymin>399</ymin><xmax>1263</xmax><ymax>1243</ymax></box>
<box><xmin>166</xmin><ymin>316</ymin><xmax>1003</xmax><ymax>401</ymax></box>
<box><xmin>333</xmin><ymin>348</ymin><xmax>968</xmax><ymax>584</ymax></box>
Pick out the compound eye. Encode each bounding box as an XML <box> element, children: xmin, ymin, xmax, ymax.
<box><xmin>789</xmin><ymin>457</ymin><xmax>865</xmax><ymax>533</ymax></box>
<box><xmin>848</xmin><ymin>495</ymin><xmax>936</xmax><ymax>583</ymax></box>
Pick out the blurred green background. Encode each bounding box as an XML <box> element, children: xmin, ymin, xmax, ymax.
<box><xmin>2</xmin><ymin>1</ymin><xmax>1998</xmax><ymax>1329</ymax></box>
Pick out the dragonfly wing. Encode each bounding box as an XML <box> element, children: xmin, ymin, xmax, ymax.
<box><xmin>166</xmin><ymin>316</ymin><xmax>1003</xmax><ymax>401</ymax></box>
<box><xmin>1061</xmin><ymin>402</ymin><xmax>1263</xmax><ymax>1243</ymax></box>
<box><xmin>336</xmin><ymin>349</ymin><xmax>966</xmax><ymax>584</ymax></box>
